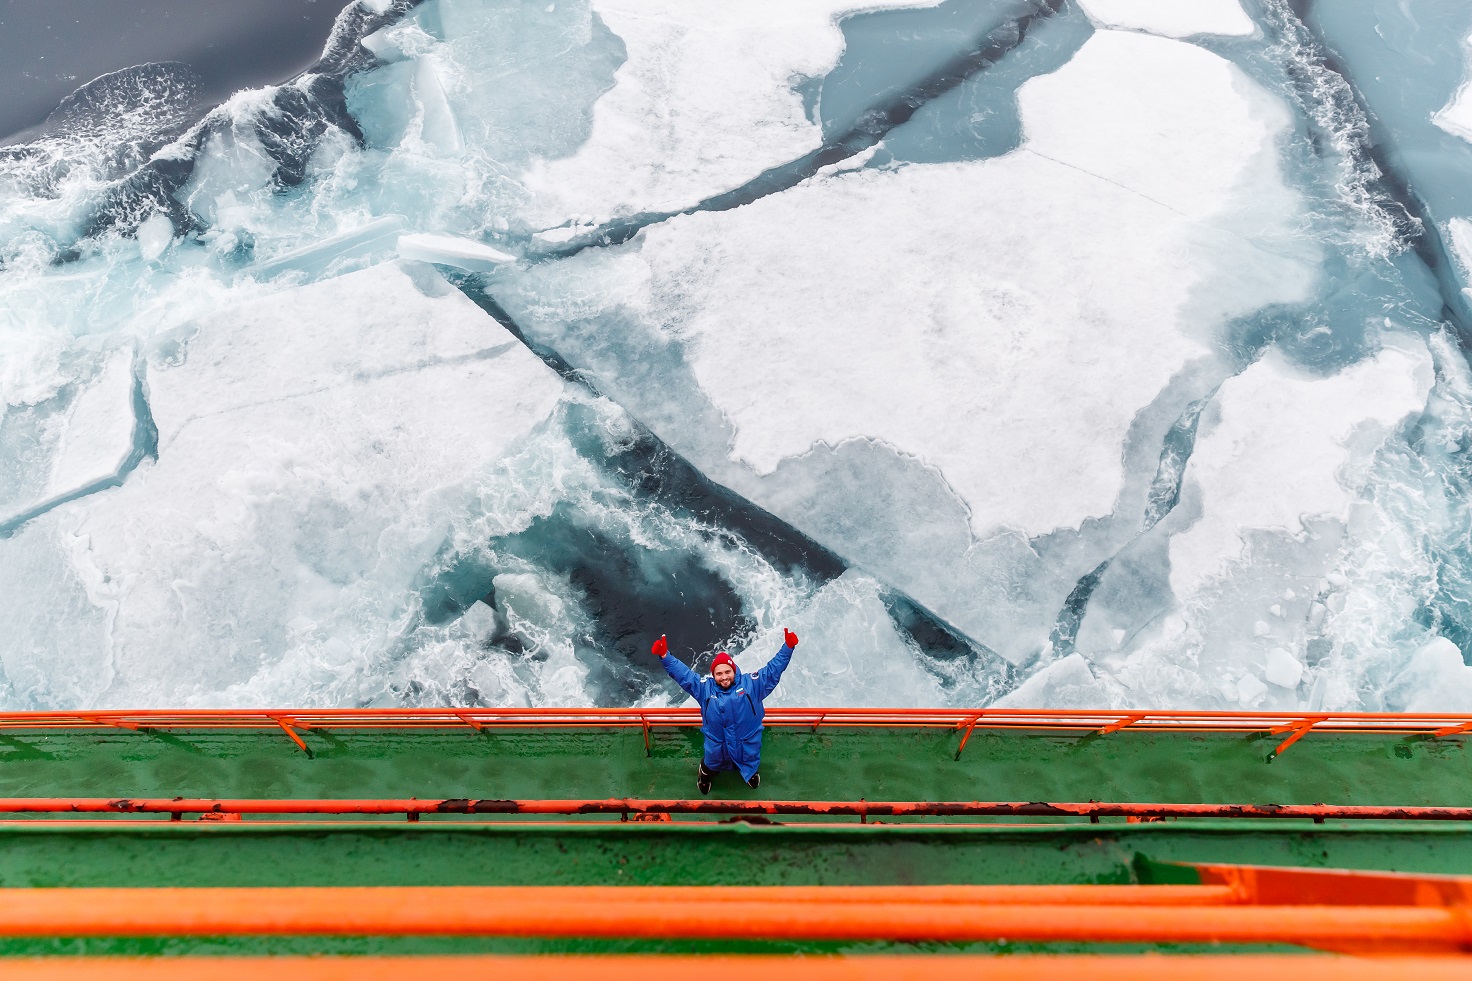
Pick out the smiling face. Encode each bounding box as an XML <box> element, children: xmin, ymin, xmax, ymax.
<box><xmin>713</xmin><ymin>662</ymin><xmax>736</xmax><ymax>689</ymax></box>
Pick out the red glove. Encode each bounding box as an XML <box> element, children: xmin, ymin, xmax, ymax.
<box><xmin>651</xmin><ymin>635</ymin><xmax>668</xmax><ymax>657</ymax></box>
<box><xmin>784</xmin><ymin>628</ymin><xmax>799</xmax><ymax>649</ymax></box>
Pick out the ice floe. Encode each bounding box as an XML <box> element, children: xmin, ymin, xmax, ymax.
<box><xmin>1169</xmin><ymin>337</ymin><xmax>1434</xmax><ymax>604</ymax></box>
<box><xmin>1075</xmin><ymin>0</ymin><xmax>1253</xmax><ymax>38</ymax></box>
<box><xmin>6</xmin><ymin>261</ymin><xmax>566</xmax><ymax>705</ymax></box>
<box><xmin>521</xmin><ymin>0</ymin><xmax>935</xmax><ymax>226</ymax></box>
<box><xmin>499</xmin><ymin>28</ymin><xmax>1316</xmax><ymax>663</ymax></box>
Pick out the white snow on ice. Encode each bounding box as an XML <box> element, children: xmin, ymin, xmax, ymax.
<box><xmin>1169</xmin><ymin>336</ymin><xmax>1434</xmax><ymax>604</ymax></box>
<box><xmin>1434</xmin><ymin>28</ymin><xmax>1472</xmax><ymax>145</ymax></box>
<box><xmin>44</xmin><ymin>349</ymin><xmax>137</xmax><ymax>505</ymax></box>
<box><xmin>522</xmin><ymin>0</ymin><xmax>934</xmax><ymax>225</ymax></box>
<box><xmin>505</xmin><ymin>29</ymin><xmax>1315</xmax><ymax>660</ymax></box>
<box><xmin>15</xmin><ymin>261</ymin><xmax>567</xmax><ymax>706</ymax></box>
<box><xmin>1075</xmin><ymin>0</ymin><xmax>1253</xmax><ymax>39</ymax></box>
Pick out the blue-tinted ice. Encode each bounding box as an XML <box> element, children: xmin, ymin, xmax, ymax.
<box><xmin>1</xmin><ymin>0</ymin><xmax>1472</xmax><ymax>712</ymax></box>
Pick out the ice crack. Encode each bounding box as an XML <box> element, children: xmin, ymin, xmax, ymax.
<box><xmin>530</xmin><ymin>0</ymin><xmax>1067</xmax><ymax>260</ymax></box>
<box><xmin>0</xmin><ymin>359</ymin><xmax>158</xmax><ymax>539</ymax></box>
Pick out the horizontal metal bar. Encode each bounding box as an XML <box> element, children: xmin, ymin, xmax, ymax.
<box><xmin>1</xmin><ymin>798</ymin><xmax>1469</xmax><ymax>821</ymax></box>
<box><xmin>0</xmin><ymin>888</ymin><xmax>1456</xmax><ymax>948</ymax></box>
<box><xmin>0</xmin><ymin>707</ymin><xmax>1467</xmax><ymax>736</ymax></box>
<box><xmin>3</xmin><ymin>954</ymin><xmax>1471</xmax><ymax>981</ymax></box>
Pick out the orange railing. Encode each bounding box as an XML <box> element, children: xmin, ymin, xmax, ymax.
<box><xmin>0</xmin><ymin>878</ymin><xmax>1456</xmax><ymax>949</ymax></box>
<box><xmin>7</xmin><ymin>707</ymin><xmax>1472</xmax><ymax>757</ymax></box>
<box><xmin>4</xmin><ymin>954</ymin><xmax>1469</xmax><ymax>981</ymax></box>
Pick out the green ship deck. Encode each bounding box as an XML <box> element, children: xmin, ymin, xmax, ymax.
<box><xmin>0</xmin><ymin>707</ymin><xmax>1467</xmax><ymax>968</ymax></box>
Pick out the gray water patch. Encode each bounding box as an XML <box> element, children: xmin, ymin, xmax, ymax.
<box><xmin>0</xmin><ymin>0</ymin><xmax>363</xmax><ymax>143</ymax></box>
<box><xmin>874</xmin><ymin>0</ymin><xmax>1095</xmax><ymax>164</ymax></box>
<box><xmin>1288</xmin><ymin>0</ymin><xmax>1472</xmax><ymax>333</ymax></box>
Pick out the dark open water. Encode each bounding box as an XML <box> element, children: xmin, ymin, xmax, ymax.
<box><xmin>0</xmin><ymin>0</ymin><xmax>347</xmax><ymax>142</ymax></box>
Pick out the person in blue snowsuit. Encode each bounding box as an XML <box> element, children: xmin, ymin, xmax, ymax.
<box><xmin>651</xmin><ymin>629</ymin><xmax>798</xmax><ymax>794</ymax></box>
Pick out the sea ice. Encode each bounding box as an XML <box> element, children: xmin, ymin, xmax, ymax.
<box><xmin>1434</xmin><ymin>28</ymin><xmax>1472</xmax><ymax>145</ymax></box>
<box><xmin>42</xmin><ymin>350</ymin><xmax>139</xmax><ymax>507</ymax></box>
<box><xmin>500</xmin><ymin>29</ymin><xmax>1315</xmax><ymax>661</ymax></box>
<box><xmin>992</xmin><ymin>653</ymin><xmax>1112</xmax><ymax>708</ymax></box>
<box><xmin>396</xmin><ymin>232</ymin><xmax>515</xmax><ymax>272</ymax></box>
<box><xmin>8</xmin><ymin>261</ymin><xmax>567</xmax><ymax>706</ymax></box>
<box><xmin>1075</xmin><ymin>0</ymin><xmax>1253</xmax><ymax>38</ymax></box>
<box><xmin>1168</xmin><ymin>337</ymin><xmax>1434</xmax><ymax>605</ymax></box>
<box><xmin>521</xmin><ymin>0</ymin><xmax>938</xmax><ymax>226</ymax></box>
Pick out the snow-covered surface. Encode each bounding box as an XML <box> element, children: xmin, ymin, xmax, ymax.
<box><xmin>522</xmin><ymin>0</ymin><xmax>931</xmax><ymax>225</ymax></box>
<box><xmin>503</xmin><ymin>29</ymin><xmax>1313</xmax><ymax>661</ymax></box>
<box><xmin>44</xmin><ymin>349</ymin><xmax>138</xmax><ymax>503</ymax></box>
<box><xmin>1169</xmin><ymin>337</ymin><xmax>1434</xmax><ymax>603</ymax></box>
<box><xmin>21</xmin><ymin>262</ymin><xmax>567</xmax><ymax>705</ymax></box>
<box><xmin>1076</xmin><ymin>0</ymin><xmax>1253</xmax><ymax>38</ymax></box>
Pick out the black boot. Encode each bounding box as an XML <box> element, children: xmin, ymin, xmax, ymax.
<box><xmin>747</xmin><ymin>772</ymin><xmax>760</xmax><ymax>790</ymax></box>
<box><xmin>697</xmin><ymin>764</ymin><xmax>713</xmax><ymax>796</ymax></box>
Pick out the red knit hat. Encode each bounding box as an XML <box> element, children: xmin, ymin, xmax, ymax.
<box><xmin>711</xmin><ymin>651</ymin><xmax>736</xmax><ymax>672</ymax></box>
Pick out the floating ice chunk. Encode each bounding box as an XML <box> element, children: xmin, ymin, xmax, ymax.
<box><xmin>1434</xmin><ymin>29</ymin><xmax>1472</xmax><ymax>145</ymax></box>
<box><xmin>0</xmin><ymin>350</ymin><xmax>140</xmax><ymax>532</ymax></box>
<box><xmin>1390</xmin><ymin>638</ymin><xmax>1472</xmax><ymax>712</ymax></box>
<box><xmin>992</xmin><ymin>654</ymin><xmax>1112</xmax><ymax>709</ymax></box>
<box><xmin>502</xmin><ymin>29</ymin><xmax>1313</xmax><ymax>660</ymax></box>
<box><xmin>412</xmin><ymin>57</ymin><xmax>462</xmax><ymax>153</ymax></box>
<box><xmin>1264</xmin><ymin>647</ymin><xmax>1303</xmax><ymax>689</ymax></box>
<box><xmin>1448</xmin><ymin>219</ymin><xmax>1472</xmax><ymax>297</ymax></box>
<box><xmin>396</xmin><ymin>233</ymin><xmax>514</xmax><ymax>272</ymax></box>
<box><xmin>48</xmin><ymin>351</ymin><xmax>138</xmax><ymax>502</ymax></box>
<box><xmin>251</xmin><ymin>216</ymin><xmax>407</xmax><ymax>280</ymax></box>
<box><xmin>135</xmin><ymin>214</ymin><xmax>175</xmax><ymax>262</ymax></box>
<box><xmin>1236</xmin><ymin>672</ymin><xmax>1267</xmax><ymax>707</ymax></box>
<box><xmin>40</xmin><ymin>261</ymin><xmax>567</xmax><ymax>705</ymax></box>
<box><xmin>1169</xmin><ymin>337</ymin><xmax>1434</xmax><ymax>603</ymax></box>
<box><xmin>522</xmin><ymin>0</ymin><xmax>928</xmax><ymax>223</ymax></box>
<box><xmin>1075</xmin><ymin>0</ymin><xmax>1253</xmax><ymax>38</ymax></box>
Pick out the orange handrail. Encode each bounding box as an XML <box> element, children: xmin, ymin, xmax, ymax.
<box><xmin>4</xmin><ymin>797</ymin><xmax>1471</xmax><ymax>821</ymax></box>
<box><xmin>0</xmin><ymin>707</ymin><xmax>1469</xmax><ymax>735</ymax></box>
<box><xmin>0</xmin><ymin>887</ymin><xmax>1457</xmax><ymax>949</ymax></box>
<box><xmin>3</xmin><ymin>955</ymin><xmax>1471</xmax><ymax>981</ymax></box>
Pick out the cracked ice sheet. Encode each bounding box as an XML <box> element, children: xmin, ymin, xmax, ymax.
<box><xmin>501</xmin><ymin>29</ymin><xmax>1315</xmax><ymax>661</ymax></box>
<box><xmin>1168</xmin><ymin>337</ymin><xmax>1434</xmax><ymax>605</ymax></box>
<box><xmin>18</xmin><ymin>261</ymin><xmax>566</xmax><ymax>707</ymax></box>
<box><xmin>521</xmin><ymin>0</ymin><xmax>936</xmax><ymax>226</ymax></box>
<box><xmin>1103</xmin><ymin>336</ymin><xmax>1435</xmax><ymax>711</ymax></box>
<box><xmin>0</xmin><ymin>349</ymin><xmax>137</xmax><ymax>529</ymax></box>
<box><xmin>1075</xmin><ymin>0</ymin><xmax>1252</xmax><ymax>38</ymax></box>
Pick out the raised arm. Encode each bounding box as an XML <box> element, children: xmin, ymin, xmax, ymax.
<box><xmin>652</xmin><ymin>634</ymin><xmax>704</xmax><ymax>700</ymax></box>
<box><xmin>752</xmin><ymin>629</ymin><xmax>798</xmax><ymax>700</ymax></box>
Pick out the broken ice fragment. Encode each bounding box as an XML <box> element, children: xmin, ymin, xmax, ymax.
<box><xmin>251</xmin><ymin>216</ymin><xmax>407</xmax><ymax>280</ymax></box>
<box><xmin>1169</xmin><ymin>337</ymin><xmax>1434</xmax><ymax>605</ymax></box>
<box><xmin>1264</xmin><ymin>647</ymin><xmax>1303</xmax><ymax>689</ymax></box>
<box><xmin>396</xmin><ymin>232</ymin><xmax>514</xmax><ymax>272</ymax></box>
<box><xmin>1075</xmin><ymin>0</ymin><xmax>1253</xmax><ymax>38</ymax></box>
<box><xmin>25</xmin><ymin>261</ymin><xmax>568</xmax><ymax>705</ymax></box>
<box><xmin>46</xmin><ymin>350</ymin><xmax>139</xmax><ymax>505</ymax></box>
<box><xmin>1236</xmin><ymin>672</ymin><xmax>1267</xmax><ymax>707</ymax></box>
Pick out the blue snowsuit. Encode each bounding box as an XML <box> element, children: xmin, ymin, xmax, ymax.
<box><xmin>659</xmin><ymin>643</ymin><xmax>794</xmax><ymax>781</ymax></box>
